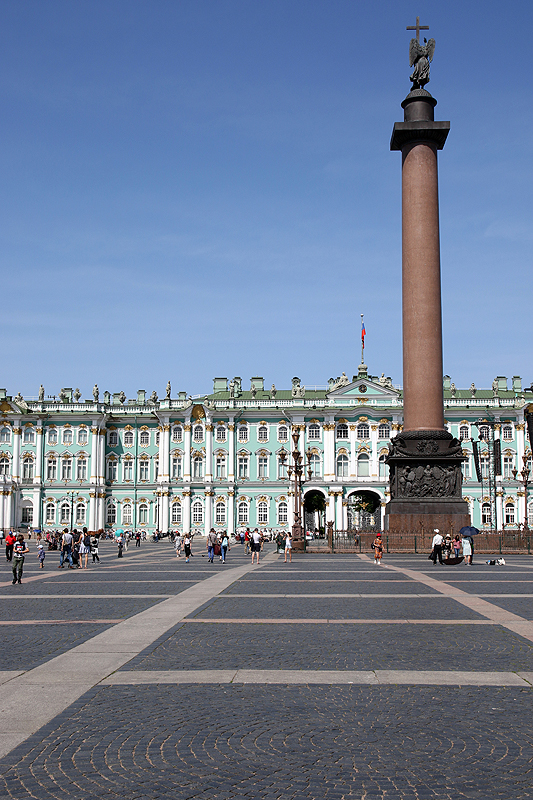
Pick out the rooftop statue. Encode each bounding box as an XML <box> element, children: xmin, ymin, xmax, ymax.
<box><xmin>409</xmin><ymin>36</ymin><xmax>435</xmax><ymax>89</ymax></box>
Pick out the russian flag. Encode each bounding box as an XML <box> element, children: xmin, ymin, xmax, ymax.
<box><xmin>361</xmin><ymin>318</ymin><xmax>366</xmax><ymax>347</ymax></box>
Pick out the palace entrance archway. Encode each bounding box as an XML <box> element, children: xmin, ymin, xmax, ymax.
<box><xmin>347</xmin><ymin>491</ymin><xmax>382</xmax><ymax>531</ymax></box>
<box><xmin>303</xmin><ymin>490</ymin><xmax>326</xmax><ymax>536</ymax></box>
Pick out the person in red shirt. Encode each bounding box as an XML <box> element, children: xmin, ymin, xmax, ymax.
<box><xmin>5</xmin><ymin>531</ymin><xmax>16</xmax><ymax>562</ymax></box>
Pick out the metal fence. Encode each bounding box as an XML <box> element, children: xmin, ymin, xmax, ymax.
<box><xmin>305</xmin><ymin>529</ymin><xmax>532</xmax><ymax>555</ymax></box>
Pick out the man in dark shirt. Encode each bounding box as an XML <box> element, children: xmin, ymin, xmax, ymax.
<box><xmin>12</xmin><ymin>534</ymin><xmax>29</xmax><ymax>584</ymax></box>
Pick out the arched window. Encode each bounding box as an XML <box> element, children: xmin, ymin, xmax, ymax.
<box><xmin>379</xmin><ymin>455</ymin><xmax>388</xmax><ymax>478</ymax></box>
<box><xmin>459</xmin><ymin>425</ymin><xmax>469</xmax><ymax>441</ymax></box>
<box><xmin>278</xmin><ymin>426</ymin><xmax>289</xmax><ymax>442</ymax></box>
<box><xmin>47</xmin><ymin>458</ymin><xmax>57</xmax><ymax>481</ymax></box>
<box><xmin>124</xmin><ymin>430</ymin><xmax>134</xmax><ymax>446</ymax></box>
<box><xmin>309</xmin><ymin>453</ymin><xmax>321</xmax><ymax>477</ymax></box>
<box><xmin>171</xmin><ymin>502</ymin><xmax>182</xmax><ymax>525</ymax></box>
<box><xmin>502</xmin><ymin>425</ymin><xmax>513</xmax><ymax>441</ymax></box>
<box><xmin>139</xmin><ymin>503</ymin><xmax>148</xmax><ymax>524</ymax></box>
<box><xmin>481</xmin><ymin>502</ymin><xmax>491</xmax><ymax>525</ymax></box>
<box><xmin>22</xmin><ymin>458</ymin><xmax>34</xmax><ymax>481</ymax></box>
<box><xmin>238</xmin><ymin>426</ymin><xmax>248</xmax><ymax>443</ymax></box>
<box><xmin>479</xmin><ymin>425</ymin><xmax>490</xmax><ymax>441</ymax></box>
<box><xmin>505</xmin><ymin>503</ymin><xmax>515</xmax><ymax>526</ymax></box>
<box><xmin>193</xmin><ymin>455</ymin><xmax>204</xmax><ymax>478</ymax></box>
<box><xmin>23</xmin><ymin>427</ymin><xmax>35</xmax><ymax>444</ymax></box>
<box><xmin>108</xmin><ymin>430</ymin><xmax>118</xmax><ymax>446</ymax></box>
<box><xmin>45</xmin><ymin>502</ymin><xmax>55</xmax><ymax>523</ymax></box>
<box><xmin>123</xmin><ymin>503</ymin><xmax>132</xmax><ymax>526</ymax></box>
<box><xmin>0</xmin><ymin>427</ymin><xmax>10</xmax><ymax>443</ymax></box>
<box><xmin>192</xmin><ymin>500</ymin><xmax>203</xmax><ymax>524</ymax></box>
<box><xmin>62</xmin><ymin>428</ymin><xmax>73</xmax><ymax>445</ymax></box>
<box><xmin>172</xmin><ymin>455</ymin><xmax>182</xmax><ymax>479</ymax></box>
<box><xmin>0</xmin><ymin>457</ymin><xmax>10</xmax><ymax>476</ymax></box>
<box><xmin>258</xmin><ymin>425</ymin><xmax>268</xmax><ymax>442</ymax></box>
<box><xmin>378</xmin><ymin>424</ymin><xmax>390</xmax><ymax>440</ymax></box>
<box><xmin>357</xmin><ymin>423</ymin><xmax>370</xmax><ymax>440</ymax></box>
<box><xmin>193</xmin><ymin>425</ymin><xmax>203</xmax><ymax>443</ymax></box>
<box><xmin>76</xmin><ymin>504</ymin><xmax>86</xmax><ymax>525</ymax></box>
<box><xmin>337</xmin><ymin>423</ymin><xmax>348</xmax><ymax>440</ymax></box>
<box><xmin>238</xmin><ymin>501</ymin><xmax>248</xmax><ymax>524</ymax></box>
<box><xmin>107</xmin><ymin>502</ymin><xmax>116</xmax><ymax>525</ymax></box>
<box><xmin>336</xmin><ymin>454</ymin><xmax>349</xmax><ymax>478</ymax></box>
<box><xmin>216</xmin><ymin>426</ymin><xmax>226</xmax><ymax>442</ymax></box>
<box><xmin>20</xmin><ymin>504</ymin><xmax>33</xmax><ymax>525</ymax></box>
<box><xmin>140</xmin><ymin>430</ymin><xmax>150</xmax><ymax>446</ymax></box>
<box><xmin>60</xmin><ymin>502</ymin><xmax>70</xmax><ymax>525</ymax></box>
<box><xmin>47</xmin><ymin>428</ymin><xmax>58</xmax><ymax>445</ymax></box>
<box><xmin>215</xmin><ymin>501</ymin><xmax>226</xmax><ymax>525</ymax></box>
<box><xmin>357</xmin><ymin>453</ymin><xmax>370</xmax><ymax>477</ymax></box>
<box><xmin>258</xmin><ymin>501</ymin><xmax>268</xmax><ymax>524</ymax></box>
<box><xmin>308</xmin><ymin>423</ymin><xmax>320</xmax><ymax>440</ymax></box>
<box><xmin>278</xmin><ymin>501</ymin><xmax>288</xmax><ymax>525</ymax></box>
<box><xmin>172</xmin><ymin>426</ymin><xmax>183</xmax><ymax>443</ymax></box>
<box><xmin>78</xmin><ymin>428</ymin><xmax>88</xmax><ymax>445</ymax></box>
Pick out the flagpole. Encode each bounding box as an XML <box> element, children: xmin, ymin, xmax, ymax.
<box><xmin>361</xmin><ymin>313</ymin><xmax>364</xmax><ymax>365</ymax></box>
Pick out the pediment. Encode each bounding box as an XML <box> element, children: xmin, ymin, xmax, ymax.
<box><xmin>328</xmin><ymin>378</ymin><xmax>400</xmax><ymax>401</ymax></box>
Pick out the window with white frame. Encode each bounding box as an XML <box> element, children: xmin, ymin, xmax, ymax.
<box><xmin>139</xmin><ymin>503</ymin><xmax>148</xmax><ymax>524</ymax></box>
<box><xmin>238</xmin><ymin>456</ymin><xmax>249</xmax><ymax>479</ymax></box>
<box><xmin>21</xmin><ymin>506</ymin><xmax>33</xmax><ymax>525</ymax></box>
<box><xmin>172</xmin><ymin>455</ymin><xmax>182</xmax><ymax>479</ymax></box>
<box><xmin>462</xmin><ymin>458</ymin><xmax>470</xmax><ymax>479</ymax></box>
<box><xmin>502</xmin><ymin>425</ymin><xmax>513</xmax><ymax>441</ymax></box>
<box><xmin>308</xmin><ymin>423</ymin><xmax>320</xmax><ymax>440</ymax></box>
<box><xmin>171</xmin><ymin>502</ymin><xmax>182</xmax><ymax>525</ymax></box>
<box><xmin>379</xmin><ymin>454</ymin><xmax>388</xmax><ymax>478</ymax></box>
<box><xmin>77</xmin><ymin>458</ymin><xmax>87</xmax><ymax>481</ymax></box>
<box><xmin>0</xmin><ymin>457</ymin><xmax>10</xmax><ymax>476</ymax></box>
<box><xmin>155</xmin><ymin>431</ymin><xmax>160</xmax><ymax>446</ymax></box>
<box><xmin>258</xmin><ymin>501</ymin><xmax>268</xmax><ymax>524</ymax></box>
<box><xmin>62</xmin><ymin>428</ymin><xmax>73</xmax><ymax>446</ymax></box>
<box><xmin>278</xmin><ymin>455</ymin><xmax>287</xmax><ymax>479</ymax></box>
<box><xmin>124</xmin><ymin>430</ymin><xmax>134</xmax><ymax>446</ymax></box>
<box><xmin>0</xmin><ymin>427</ymin><xmax>11</xmax><ymax>443</ymax></box>
<box><xmin>481</xmin><ymin>502</ymin><xmax>491</xmax><ymax>525</ymax></box>
<box><xmin>140</xmin><ymin>430</ymin><xmax>150</xmax><ymax>446</ymax></box>
<box><xmin>357</xmin><ymin>453</ymin><xmax>370</xmax><ymax>477</ymax></box>
<box><xmin>357</xmin><ymin>423</ymin><xmax>370</xmax><ymax>440</ymax></box>
<box><xmin>459</xmin><ymin>425</ymin><xmax>469</xmax><ymax>441</ymax></box>
<box><xmin>308</xmin><ymin>453</ymin><xmax>321</xmax><ymax>477</ymax></box>
<box><xmin>505</xmin><ymin>503</ymin><xmax>515</xmax><ymax>525</ymax></box>
<box><xmin>107</xmin><ymin>460</ymin><xmax>118</xmax><ymax>482</ymax></box>
<box><xmin>238</xmin><ymin>426</ymin><xmax>248</xmax><ymax>443</ymax></box>
<box><xmin>278</xmin><ymin>425</ymin><xmax>289</xmax><ymax>442</ymax></box>
<box><xmin>47</xmin><ymin>458</ymin><xmax>57</xmax><ymax>481</ymax></box>
<box><xmin>22</xmin><ymin>458</ymin><xmax>34</xmax><ymax>481</ymax></box>
<box><xmin>480</xmin><ymin>454</ymin><xmax>489</xmax><ymax>479</ymax></box>
<box><xmin>192</xmin><ymin>500</ymin><xmax>203</xmax><ymax>524</ymax></box>
<box><xmin>62</xmin><ymin>458</ymin><xmax>73</xmax><ymax>481</ymax></box>
<box><xmin>108</xmin><ymin>430</ymin><xmax>118</xmax><ymax>446</ymax></box>
<box><xmin>378</xmin><ymin>424</ymin><xmax>390</xmax><ymax>439</ymax></box>
<box><xmin>107</xmin><ymin>502</ymin><xmax>116</xmax><ymax>525</ymax></box>
<box><xmin>45</xmin><ymin>502</ymin><xmax>55</xmax><ymax>523</ymax></box>
<box><xmin>47</xmin><ymin>428</ymin><xmax>57</xmax><ymax>445</ymax></box>
<box><xmin>238</xmin><ymin>501</ymin><xmax>249</xmax><ymax>524</ymax></box>
<box><xmin>503</xmin><ymin>456</ymin><xmax>514</xmax><ymax>479</ymax></box>
<box><xmin>336</xmin><ymin>423</ymin><xmax>348</xmax><ymax>439</ymax></box>
<box><xmin>193</xmin><ymin>425</ymin><xmax>203</xmax><ymax>443</ymax></box>
<box><xmin>123</xmin><ymin>459</ymin><xmax>133</xmax><ymax>481</ymax></box>
<box><xmin>154</xmin><ymin>460</ymin><xmax>159</xmax><ymax>482</ymax></box>
<box><xmin>216</xmin><ymin>426</ymin><xmax>226</xmax><ymax>442</ymax></box>
<box><xmin>216</xmin><ymin>456</ymin><xmax>226</xmax><ymax>479</ymax></box>
<box><xmin>139</xmin><ymin>459</ymin><xmax>149</xmax><ymax>481</ymax></box>
<box><xmin>60</xmin><ymin>502</ymin><xmax>70</xmax><ymax>525</ymax></box>
<box><xmin>123</xmin><ymin>503</ymin><xmax>132</xmax><ymax>525</ymax></box>
<box><xmin>76</xmin><ymin>504</ymin><xmax>85</xmax><ymax>525</ymax></box>
<box><xmin>278</xmin><ymin>501</ymin><xmax>288</xmax><ymax>525</ymax></box>
<box><xmin>258</xmin><ymin>456</ymin><xmax>269</xmax><ymax>479</ymax></box>
<box><xmin>23</xmin><ymin>427</ymin><xmax>35</xmax><ymax>444</ymax></box>
<box><xmin>529</xmin><ymin>502</ymin><xmax>533</xmax><ymax>527</ymax></box>
<box><xmin>258</xmin><ymin>425</ymin><xmax>268</xmax><ymax>442</ymax></box>
<box><xmin>336</xmin><ymin>454</ymin><xmax>349</xmax><ymax>478</ymax></box>
<box><xmin>78</xmin><ymin>428</ymin><xmax>88</xmax><ymax>445</ymax></box>
<box><xmin>193</xmin><ymin>455</ymin><xmax>204</xmax><ymax>479</ymax></box>
<box><xmin>479</xmin><ymin>425</ymin><xmax>490</xmax><ymax>441</ymax></box>
<box><xmin>215</xmin><ymin>501</ymin><xmax>226</xmax><ymax>525</ymax></box>
<box><xmin>172</xmin><ymin>426</ymin><xmax>183</xmax><ymax>443</ymax></box>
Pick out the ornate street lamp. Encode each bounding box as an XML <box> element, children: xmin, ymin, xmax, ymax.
<box><xmin>279</xmin><ymin>429</ymin><xmax>314</xmax><ymax>551</ymax></box>
<box><xmin>512</xmin><ymin>454</ymin><xmax>531</xmax><ymax>532</ymax></box>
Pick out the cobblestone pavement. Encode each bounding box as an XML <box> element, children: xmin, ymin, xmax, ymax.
<box><xmin>0</xmin><ymin>544</ymin><xmax>532</xmax><ymax>799</ymax></box>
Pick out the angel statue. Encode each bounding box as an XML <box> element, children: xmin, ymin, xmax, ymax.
<box><xmin>409</xmin><ymin>37</ymin><xmax>435</xmax><ymax>90</ymax></box>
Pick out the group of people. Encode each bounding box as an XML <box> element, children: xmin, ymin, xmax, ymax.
<box><xmin>430</xmin><ymin>529</ymin><xmax>474</xmax><ymax>565</ymax></box>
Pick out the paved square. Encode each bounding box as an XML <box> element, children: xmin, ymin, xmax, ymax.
<box><xmin>0</xmin><ymin>540</ymin><xmax>532</xmax><ymax>799</ymax></box>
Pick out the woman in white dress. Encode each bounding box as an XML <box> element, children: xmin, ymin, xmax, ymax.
<box><xmin>461</xmin><ymin>536</ymin><xmax>472</xmax><ymax>565</ymax></box>
<box><xmin>284</xmin><ymin>532</ymin><xmax>292</xmax><ymax>563</ymax></box>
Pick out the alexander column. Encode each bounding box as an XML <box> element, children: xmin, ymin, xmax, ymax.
<box><xmin>385</xmin><ymin>18</ymin><xmax>470</xmax><ymax>532</ymax></box>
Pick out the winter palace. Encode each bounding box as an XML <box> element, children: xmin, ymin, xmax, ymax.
<box><xmin>0</xmin><ymin>365</ymin><xmax>531</xmax><ymax>535</ymax></box>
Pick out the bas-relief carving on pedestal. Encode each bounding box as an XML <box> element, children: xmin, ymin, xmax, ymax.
<box><xmin>387</xmin><ymin>430</ymin><xmax>465</xmax><ymax>503</ymax></box>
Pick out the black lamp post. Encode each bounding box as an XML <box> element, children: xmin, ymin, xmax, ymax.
<box><xmin>512</xmin><ymin>454</ymin><xmax>531</xmax><ymax>532</ymax></box>
<box><xmin>279</xmin><ymin>429</ymin><xmax>313</xmax><ymax>551</ymax></box>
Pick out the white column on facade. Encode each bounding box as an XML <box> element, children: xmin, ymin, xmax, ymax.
<box><xmin>370</xmin><ymin>425</ymin><xmax>378</xmax><ymax>476</ymax></box>
<box><xmin>35</xmin><ymin>425</ymin><xmax>43</xmax><ymax>482</ymax></box>
<box><xmin>182</xmin><ymin>491</ymin><xmax>191</xmax><ymax>533</ymax></box>
<box><xmin>205</xmin><ymin>421</ymin><xmax>213</xmax><ymax>482</ymax></box>
<box><xmin>90</xmin><ymin>423</ymin><xmax>99</xmax><ymax>483</ymax></box>
<box><xmin>159</xmin><ymin>421</ymin><xmax>171</xmax><ymax>482</ymax></box>
<box><xmin>326</xmin><ymin>492</ymin><xmax>335</xmax><ymax>526</ymax></box>
<box><xmin>349</xmin><ymin>425</ymin><xmax>357</xmax><ymax>477</ymax></box>
<box><xmin>380</xmin><ymin>501</ymin><xmax>386</xmax><ymax>529</ymax></box>
<box><xmin>6</xmin><ymin>490</ymin><xmax>13</xmax><ymax>530</ymax></box>
<box><xmin>287</xmin><ymin>492</ymin><xmax>295</xmax><ymax>526</ymax></box>
<box><xmin>204</xmin><ymin>491</ymin><xmax>213</xmax><ymax>534</ymax></box>
<box><xmin>33</xmin><ymin>487</ymin><xmax>41</xmax><ymax>529</ymax></box>
<box><xmin>98</xmin><ymin>431</ymin><xmax>106</xmax><ymax>483</ymax></box>
<box><xmin>161</xmin><ymin>491</ymin><xmax>169</xmax><ymax>533</ymax></box>
<box><xmin>496</xmin><ymin>491</ymin><xmax>504</xmax><ymax>530</ymax></box>
<box><xmin>0</xmin><ymin>489</ymin><xmax>5</xmax><ymax>530</ymax></box>
<box><xmin>336</xmin><ymin>493</ymin><xmax>343</xmax><ymax>530</ymax></box>
<box><xmin>228</xmin><ymin>420</ymin><xmax>235</xmax><ymax>481</ymax></box>
<box><xmin>227</xmin><ymin>490</ymin><xmax>235</xmax><ymax>536</ymax></box>
<box><xmin>97</xmin><ymin>491</ymin><xmax>105</xmax><ymax>530</ymax></box>
<box><xmin>183</xmin><ymin>421</ymin><xmax>192</xmax><ymax>481</ymax></box>
<box><xmin>516</xmin><ymin>423</ymin><xmax>525</xmax><ymax>468</ymax></box>
<box><xmin>12</xmin><ymin>422</ymin><xmax>21</xmax><ymax>481</ymax></box>
<box><xmin>89</xmin><ymin>492</ymin><xmax>96</xmax><ymax>531</ymax></box>
<box><xmin>323</xmin><ymin>421</ymin><xmax>335</xmax><ymax>481</ymax></box>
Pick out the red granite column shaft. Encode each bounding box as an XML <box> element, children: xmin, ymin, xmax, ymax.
<box><xmin>401</xmin><ymin>139</ymin><xmax>445</xmax><ymax>432</ymax></box>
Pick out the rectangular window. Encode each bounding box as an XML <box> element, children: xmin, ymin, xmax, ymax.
<box><xmin>481</xmin><ymin>456</ymin><xmax>489</xmax><ymax>479</ymax></box>
<box><xmin>46</xmin><ymin>504</ymin><xmax>55</xmax><ymax>523</ymax></box>
<box><xmin>505</xmin><ymin>505</ymin><xmax>515</xmax><ymax>525</ymax></box>
<box><xmin>216</xmin><ymin>427</ymin><xmax>226</xmax><ymax>442</ymax></box>
<box><xmin>172</xmin><ymin>457</ymin><xmax>182</xmax><ymax>479</ymax></box>
<box><xmin>76</xmin><ymin>505</ymin><xmax>85</xmax><ymax>524</ymax></box>
<box><xmin>123</xmin><ymin>505</ymin><xmax>132</xmax><ymax>525</ymax></box>
<box><xmin>216</xmin><ymin>457</ymin><xmax>226</xmax><ymax>479</ymax></box>
<box><xmin>155</xmin><ymin>461</ymin><xmax>159</xmax><ymax>481</ymax></box>
<box><xmin>21</xmin><ymin>507</ymin><xmax>33</xmax><ymax>524</ymax></box>
<box><xmin>22</xmin><ymin>460</ymin><xmax>34</xmax><ymax>481</ymax></box>
<box><xmin>139</xmin><ymin>461</ymin><xmax>149</xmax><ymax>481</ymax></box>
<box><xmin>238</xmin><ymin>456</ymin><xmax>248</xmax><ymax>479</ymax></box>
<box><xmin>61</xmin><ymin>459</ymin><xmax>72</xmax><ymax>481</ymax></box>
<box><xmin>77</xmin><ymin>459</ymin><xmax>87</xmax><ymax>481</ymax></box>
<box><xmin>278</xmin><ymin>458</ymin><xmax>287</xmax><ymax>479</ymax></box>
<box><xmin>78</xmin><ymin>429</ymin><xmax>88</xmax><ymax>445</ymax></box>
<box><xmin>258</xmin><ymin>456</ymin><xmax>268</xmax><ymax>478</ymax></box>
<box><xmin>238</xmin><ymin>427</ymin><xmax>248</xmax><ymax>443</ymax></box>
<box><xmin>503</xmin><ymin>457</ymin><xmax>513</xmax><ymax>479</ymax></box>
<box><xmin>461</xmin><ymin>459</ymin><xmax>470</xmax><ymax>479</ymax></box>
<box><xmin>108</xmin><ymin>462</ymin><xmax>117</xmax><ymax>482</ymax></box>
<box><xmin>124</xmin><ymin>460</ymin><xmax>133</xmax><ymax>481</ymax></box>
<box><xmin>47</xmin><ymin>460</ymin><xmax>57</xmax><ymax>481</ymax></box>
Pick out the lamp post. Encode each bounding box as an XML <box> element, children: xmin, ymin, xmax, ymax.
<box><xmin>512</xmin><ymin>454</ymin><xmax>531</xmax><ymax>532</ymax></box>
<box><xmin>279</xmin><ymin>429</ymin><xmax>313</xmax><ymax>551</ymax></box>
<box><xmin>65</xmin><ymin>490</ymin><xmax>78</xmax><ymax>532</ymax></box>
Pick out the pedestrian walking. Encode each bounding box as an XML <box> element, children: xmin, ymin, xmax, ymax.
<box><xmin>183</xmin><ymin>533</ymin><xmax>192</xmax><ymax>563</ymax></box>
<box><xmin>431</xmin><ymin>529</ymin><xmax>443</xmax><ymax>565</ymax></box>
<box><xmin>58</xmin><ymin>529</ymin><xmax>75</xmax><ymax>569</ymax></box>
<box><xmin>117</xmin><ymin>534</ymin><xmax>124</xmax><ymax>558</ymax></box>
<box><xmin>78</xmin><ymin>527</ymin><xmax>91</xmax><ymax>569</ymax></box>
<box><xmin>461</xmin><ymin>535</ymin><xmax>472</xmax><ymax>565</ymax></box>
<box><xmin>174</xmin><ymin>532</ymin><xmax>182</xmax><ymax>558</ymax></box>
<box><xmin>371</xmin><ymin>533</ymin><xmax>384</xmax><ymax>565</ymax></box>
<box><xmin>207</xmin><ymin>529</ymin><xmax>217</xmax><ymax>563</ymax></box>
<box><xmin>90</xmin><ymin>534</ymin><xmax>100</xmax><ymax>563</ymax></box>
<box><xmin>36</xmin><ymin>535</ymin><xmax>46</xmax><ymax>569</ymax></box>
<box><xmin>284</xmin><ymin>531</ymin><xmax>292</xmax><ymax>563</ymax></box>
<box><xmin>221</xmin><ymin>531</ymin><xmax>229</xmax><ymax>564</ymax></box>
<box><xmin>244</xmin><ymin>528</ymin><xmax>251</xmax><ymax>555</ymax></box>
<box><xmin>251</xmin><ymin>528</ymin><xmax>262</xmax><ymax>564</ymax></box>
<box><xmin>12</xmin><ymin>534</ymin><xmax>29</xmax><ymax>584</ymax></box>
<box><xmin>5</xmin><ymin>531</ymin><xmax>15</xmax><ymax>562</ymax></box>
<box><xmin>135</xmin><ymin>531</ymin><xmax>141</xmax><ymax>548</ymax></box>
<box><xmin>453</xmin><ymin>535</ymin><xmax>461</xmax><ymax>559</ymax></box>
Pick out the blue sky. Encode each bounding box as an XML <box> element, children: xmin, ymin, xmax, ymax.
<box><xmin>1</xmin><ymin>0</ymin><xmax>532</xmax><ymax>399</ymax></box>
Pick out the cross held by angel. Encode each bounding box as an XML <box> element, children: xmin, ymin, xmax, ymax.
<box><xmin>406</xmin><ymin>16</ymin><xmax>435</xmax><ymax>90</ymax></box>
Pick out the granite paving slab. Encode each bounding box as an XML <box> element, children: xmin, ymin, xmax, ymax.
<box><xmin>0</xmin><ymin>623</ymin><xmax>116</xmax><ymax>670</ymax></box>
<box><xmin>0</xmin><ymin>597</ymin><xmax>163</xmax><ymax>621</ymax></box>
